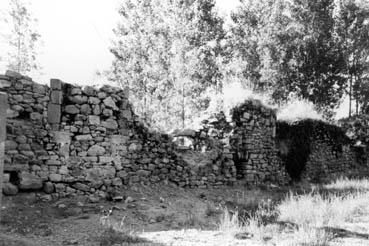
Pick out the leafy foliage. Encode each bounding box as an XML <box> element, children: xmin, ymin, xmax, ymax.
<box><xmin>110</xmin><ymin>0</ymin><xmax>225</xmax><ymax>131</ymax></box>
<box><xmin>229</xmin><ymin>0</ymin><xmax>369</xmax><ymax>118</ymax></box>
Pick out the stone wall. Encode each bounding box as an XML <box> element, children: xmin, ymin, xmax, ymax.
<box><xmin>0</xmin><ymin>92</ymin><xmax>7</xmax><ymax>205</ymax></box>
<box><xmin>229</xmin><ymin>100</ymin><xmax>289</xmax><ymax>185</ymax></box>
<box><xmin>3</xmin><ymin>70</ymin><xmax>366</xmax><ymax>197</ymax></box>
<box><xmin>277</xmin><ymin>120</ymin><xmax>369</xmax><ymax>182</ymax></box>
<box><xmin>0</xmin><ymin>71</ymin><xmax>238</xmax><ymax>199</ymax></box>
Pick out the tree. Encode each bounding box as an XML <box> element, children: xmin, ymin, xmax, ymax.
<box><xmin>110</xmin><ymin>0</ymin><xmax>225</xmax><ymax>131</ymax></box>
<box><xmin>5</xmin><ymin>0</ymin><xmax>41</xmax><ymax>74</ymax></box>
<box><xmin>229</xmin><ymin>0</ymin><xmax>349</xmax><ymax>117</ymax></box>
<box><xmin>285</xmin><ymin>0</ymin><xmax>347</xmax><ymax>115</ymax></box>
<box><xmin>335</xmin><ymin>0</ymin><xmax>369</xmax><ymax>116</ymax></box>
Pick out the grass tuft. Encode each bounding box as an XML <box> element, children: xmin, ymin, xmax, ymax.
<box><xmin>99</xmin><ymin>213</ymin><xmax>148</xmax><ymax>246</ymax></box>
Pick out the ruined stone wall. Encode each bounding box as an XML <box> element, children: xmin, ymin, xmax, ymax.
<box><xmin>0</xmin><ymin>71</ymin><xmax>237</xmax><ymax>199</ymax></box>
<box><xmin>302</xmin><ymin>140</ymin><xmax>362</xmax><ymax>182</ymax></box>
<box><xmin>229</xmin><ymin>100</ymin><xmax>289</xmax><ymax>185</ymax></box>
<box><xmin>277</xmin><ymin>120</ymin><xmax>369</xmax><ymax>183</ymax></box>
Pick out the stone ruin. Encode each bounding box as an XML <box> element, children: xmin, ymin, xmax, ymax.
<box><xmin>277</xmin><ymin>120</ymin><xmax>369</xmax><ymax>182</ymax></box>
<box><xmin>229</xmin><ymin>101</ymin><xmax>290</xmax><ymax>184</ymax></box>
<box><xmin>0</xmin><ymin>71</ymin><xmax>239</xmax><ymax>199</ymax></box>
<box><xmin>1</xmin><ymin>70</ymin><xmax>369</xmax><ymax>199</ymax></box>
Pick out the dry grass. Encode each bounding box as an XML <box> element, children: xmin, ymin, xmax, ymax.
<box><xmin>218</xmin><ymin>178</ymin><xmax>369</xmax><ymax>245</ymax></box>
<box><xmin>99</xmin><ymin>213</ymin><xmax>148</xmax><ymax>246</ymax></box>
<box><xmin>324</xmin><ymin>177</ymin><xmax>369</xmax><ymax>191</ymax></box>
<box><xmin>281</xmin><ymin>226</ymin><xmax>332</xmax><ymax>246</ymax></box>
<box><xmin>218</xmin><ymin>207</ymin><xmax>244</xmax><ymax>237</ymax></box>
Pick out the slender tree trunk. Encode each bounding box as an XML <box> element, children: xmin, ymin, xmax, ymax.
<box><xmin>143</xmin><ymin>78</ymin><xmax>147</xmax><ymax>123</ymax></box>
<box><xmin>181</xmin><ymin>83</ymin><xmax>185</xmax><ymax>129</ymax></box>
<box><xmin>349</xmin><ymin>73</ymin><xmax>352</xmax><ymax>117</ymax></box>
<box><xmin>17</xmin><ymin>16</ymin><xmax>21</xmax><ymax>73</ymax></box>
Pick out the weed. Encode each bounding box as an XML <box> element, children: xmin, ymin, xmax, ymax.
<box><xmin>99</xmin><ymin>213</ymin><xmax>147</xmax><ymax>246</ymax></box>
<box><xmin>205</xmin><ymin>203</ymin><xmax>222</xmax><ymax>217</ymax></box>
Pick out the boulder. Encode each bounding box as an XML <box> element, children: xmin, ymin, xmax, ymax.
<box><xmin>18</xmin><ymin>172</ymin><xmax>42</xmax><ymax>190</ymax></box>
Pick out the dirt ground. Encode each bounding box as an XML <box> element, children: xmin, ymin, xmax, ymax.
<box><xmin>0</xmin><ymin>183</ymin><xmax>285</xmax><ymax>246</ymax></box>
<box><xmin>1</xmin><ymin>182</ymin><xmax>369</xmax><ymax>246</ymax></box>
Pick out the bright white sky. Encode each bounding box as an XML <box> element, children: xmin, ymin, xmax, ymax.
<box><xmin>0</xmin><ymin>0</ymin><xmax>240</xmax><ymax>85</ymax></box>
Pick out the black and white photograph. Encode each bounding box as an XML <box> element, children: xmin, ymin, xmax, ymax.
<box><xmin>0</xmin><ymin>0</ymin><xmax>369</xmax><ymax>245</ymax></box>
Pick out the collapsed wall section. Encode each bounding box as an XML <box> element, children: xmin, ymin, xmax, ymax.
<box><xmin>277</xmin><ymin>120</ymin><xmax>368</xmax><ymax>182</ymax></box>
<box><xmin>0</xmin><ymin>71</ymin><xmax>238</xmax><ymax>198</ymax></box>
<box><xmin>229</xmin><ymin>100</ymin><xmax>289</xmax><ymax>185</ymax></box>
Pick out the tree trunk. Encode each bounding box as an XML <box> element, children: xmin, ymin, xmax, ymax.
<box><xmin>181</xmin><ymin>84</ymin><xmax>185</xmax><ymax>129</ymax></box>
<box><xmin>349</xmin><ymin>73</ymin><xmax>352</xmax><ymax>117</ymax></box>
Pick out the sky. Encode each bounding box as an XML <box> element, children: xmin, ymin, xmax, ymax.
<box><xmin>0</xmin><ymin>0</ymin><xmax>240</xmax><ymax>85</ymax></box>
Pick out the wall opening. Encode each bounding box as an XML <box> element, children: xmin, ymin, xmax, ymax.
<box><xmin>17</xmin><ymin>110</ymin><xmax>30</xmax><ymax>120</ymax></box>
<box><xmin>7</xmin><ymin>171</ymin><xmax>20</xmax><ymax>185</ymax></box>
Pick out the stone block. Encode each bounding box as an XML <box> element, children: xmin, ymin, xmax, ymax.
<box><xmin>73</xmin><ymin>182</ymin><xmax>90</xmax><ymax>192</ymax></box>
<box><xmin>43</xmin><ymin>182</ymin><xmax>55</xmax><ymax>194</ymax></box>
<box><xmin>48</xmin><ymin>103</ymin><xmax>61</xmax><ymax>124</ymax></box>
<box><xmin>71</xmin><ymin>87</ymin><xmax>82</xmax><ymax>95</ymax></box>
<box><xmin>75</xmin><ymin>134</ymin><xmax>93</xmax><ymax>141</ymax></box>
<box><xmin>33</xmin><ymin>84</ymin><xmax>46</xmax><ymax>94</ymax></box>
<box><xmin>5</xmin><ymin>140</ymin><xmax>18</xmax><ymax>151</ymax></box>
<box><xmin>50</xmin><ymin>79</ymin><xmax>62</xmax><ymax>90</ymax></box>
<box><xmin>83</xmin><ymin>86</ymin><xmax>95</xmax><ymax>96</ymax></box>
<box><xmin>64</xmin><ymin>105</ymin><xmax>79</xmax><ymax>114</ymax></box>
<box><xmin>0</xmin><ymin>79</ymin><xmax>12</xmax><ymax>89</ymax></box>
<box><xmin>51</xmin><ymin>90</ymin><xmax>63</xmax><ymax>104</ymax></box>
<box><xmin>103</xmin><ymin>97</ymin><xmax>118</xmax><ymax>110</ymax></box>
<box><xmin>5</xmin><ymin>70</ymin><xmax>22</xmax><ymax>79</ymax></box>
<box><xmin>101</xmin><ymin>119</ymin><xmax>118</xmax><ymax>130</ymax></box>
<box><xmin>88</xmin><ymin>97</ymin><xmax>100</xmax><ymax>105</ymax></box>
<box><xmin>18</xmin><ymin>172</ymin><xmax>43</xmax><ymax>190</ymax></box>
<box><xmin>88</xmin><ymin>115</ymin><xmax>100</xmax><ymax>125</ymax></box>
<box><xmin>87</xmin><ymin>145</ymin><xmax>106</xmax><ymax>156</ymax></box>
<box><xmin>46</xmin><ymin>159</ymin><xmax>62</xmax><ymax>166</ymax></box>
<box><xmin>80</xmin><ymin>104</ymin><xmax>91</xmax><ymax>115</ymax></box>
<box><xmin>3</xmin><ymin>183</ymin><xmax>18</xmax><ymax>195</ymax></box>
<box><xmin>97</xmin><ymin>92</ymin><xmax>107</xmax><ymax>99</ymax></box>
<box><xmin>69</xmin><ymin>95</ymin><xmax>88</xmax><ymax>104</ymax></box>
<box><xmin>122</xmin><ymin>110</ymin><xmax>132</xmax><ymax>119</ymax></box>
<box><xmin>50</xmin><ymin>173</ymin><xmax>62</xmax><ymax>182</ymax></box>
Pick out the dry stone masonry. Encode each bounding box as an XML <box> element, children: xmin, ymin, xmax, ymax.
<box><xmin>229</xmin><ymin>101</ymin><xmax>289</xmax><ymax>185</ymax></box>
<box><xmin>2</xmin><ymin>70</ymin><xmax>368</xmax><ymax>198</ymax></box>
<box><xmin>0</xmin><ymin>71</ymin><xmax>241</xmax><ymax>199</ymax></box>
<box><xmin>277</xmin><ymin>120</ymin><xmax>369</xmax><ymax>182</ymax></box>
